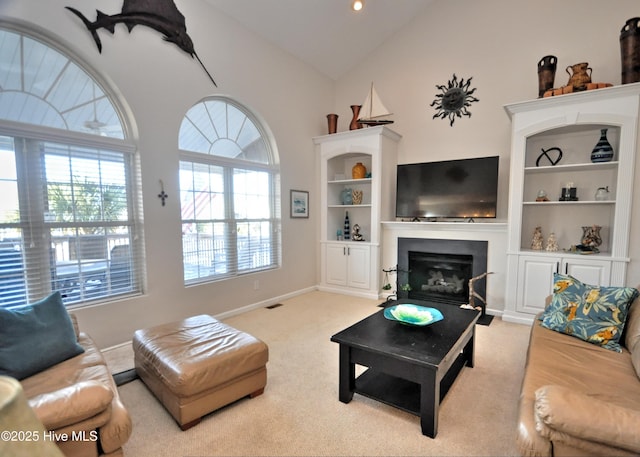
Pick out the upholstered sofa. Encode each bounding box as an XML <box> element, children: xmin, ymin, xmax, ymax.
<box><xmin>517</xmin><ymin>279</ymin><xmax>640</xmax><ymax>456</ymax></box>
<box><xmin>0</xmin><ymin>292</ymin><xmax>131</xmax><ymax>457</ymax></box>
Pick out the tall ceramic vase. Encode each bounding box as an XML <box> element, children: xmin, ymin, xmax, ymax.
<box><xmin>327</xmin><ymin>114</ymin><xmax>338</xmax><ymax>134</ymax></box>
<box><xmin>620</xmin><ymin>17</ymin><xmax>640</xmax><ymax>84</ymax></box>
<box><xmin>590</xmin><ymin>128</ymin><xmax>614</xmax><ymax>163</ymax></box>
<box><xmin>537</xmin><ymin>55</ymin><xmax>557</xmax><ymax>98</ymax></box>
<box><xmin>344</xmin><ymin>211</ymin><xmax>350</xmax><ymax>240</ymax></box>
<box><xmin>349</xmin><ymin>105</ymin><xmax>362</xmax><ymax>130</ymax></box>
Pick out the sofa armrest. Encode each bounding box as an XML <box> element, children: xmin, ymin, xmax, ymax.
<box><xmin>68</xmin><ymin>313</ymin><xmax>80</xmax><ymax>341</ymax></box>
<box><xmin>535</xmin><ymin>385</ymin><xmax>640</xmax><ymax>454</ymax></box>
<box><xmin>28</xmin><ymin>381</ymin><xmax>113</xmax><ymax>430</ymax></box>
<box><xmin>99</xmin><ymin>397</ymin><xmax>132</xmax><ymax>454</ymax></box>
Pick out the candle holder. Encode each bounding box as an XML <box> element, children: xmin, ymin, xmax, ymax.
<box><xmin>559</xmin><ymin>186</ymin><xmax>578</xmax><ymax>201</ymax></box>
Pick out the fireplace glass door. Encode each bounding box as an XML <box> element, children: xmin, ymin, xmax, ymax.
<box><xmin>405</xmin><ymin>251</ymin><xmax>473</xmax><ymax>305</ymax></box>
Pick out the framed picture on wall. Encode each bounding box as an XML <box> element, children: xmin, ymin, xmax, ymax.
<box><xmin>290</xmin><ymin>190</ymin><xmax>309</xmax><ymax>218</ymax></box>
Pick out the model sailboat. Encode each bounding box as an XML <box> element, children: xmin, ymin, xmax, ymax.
<box><xmin>357</xmin><ymin>82</ymin><xmax>394</xmax><ymax>126</ymax></box>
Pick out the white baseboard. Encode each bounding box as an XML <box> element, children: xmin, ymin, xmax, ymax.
<box><xmin>316</xmin><ymin>285</ymin><xmax>381</xmax><ymax>301</ymax></box>
<box><xmin>101</xmin><ymin>340</ymin><xmax>132</xmax><ymax>353</ymax></box>
<box><xmin>501</xmin><ymin>310</ymin><xmax>535</xmax><ymax>325</ymax></box>
<box><xmin>213</xmin><ymin>286</ymin><xmax>318</xmax><ymax>320</ymax></box>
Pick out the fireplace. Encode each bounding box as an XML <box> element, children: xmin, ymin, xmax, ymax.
<box><xmin>407</xmin><ymin>251</ymin><xmax>473</xmax><ymax>304</ymax></box>
<box><xmin>397</xmin><ymin>238</ymin><xmax>488</xmax><ymax>312</ymax></box>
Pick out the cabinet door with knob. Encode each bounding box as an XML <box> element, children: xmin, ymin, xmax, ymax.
<box><xmin>324</xmin><ymin>242</ymin><xmax>371</xmax><ymax>290</ymax></box>
<box><xmin>515</xmin><ymin>254</ymin><xmax>611</xmax><ymax>315</ymax></box>
<box><xmin>563</xmin><ymin>257</ymin><xmax>611</xmax><ymax>287</ymax></box>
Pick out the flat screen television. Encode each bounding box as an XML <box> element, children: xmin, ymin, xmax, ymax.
<box><xmin>395</xmin><ymin>156</ymin><xmax>499</xmax><ymax>220</ymax></box>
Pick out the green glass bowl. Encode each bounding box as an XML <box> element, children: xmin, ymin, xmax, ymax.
<box><xmin>383</xmin><ymin>304</ymin><xmax>444</xmax><ymax>326</ymax></box>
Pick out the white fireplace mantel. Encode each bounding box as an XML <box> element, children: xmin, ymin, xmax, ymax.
<box><xmin>381</xmin><ymin>220</ymin><xmax>509</xmax><ymax>318</ymax></box>
<box><xmin>382</xmin><ymin>221</ymin><xmax>508</xmax><ymax>233</ymax></box>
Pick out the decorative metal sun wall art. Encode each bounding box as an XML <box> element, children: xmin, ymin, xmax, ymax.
<box><xmin>430</xmin><ymin>74</ymin><xmax>479</xmax><ymax>126</ymax></box>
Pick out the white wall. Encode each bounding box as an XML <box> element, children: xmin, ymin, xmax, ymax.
<box><xmin>334</xmin><ymin>0</ymin><xmax>640</xmax><ymax>307</ymax></box>
<box><xmin>4</xmin><ymin>0</ymin><xmax>640</xmax><ymax>341</ymax></box>
<box><xmin>1</xmin><ymin>0</ymin><xmax>333</xmax><ymax>347</ymax></box>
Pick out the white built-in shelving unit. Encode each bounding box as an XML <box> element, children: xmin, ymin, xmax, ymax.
<box><xmin>503</xmin><ymin>83</ymin><xmax>640</xmax><ymax>323</ymax></box>
<box><xmin>313</xmin><ymin>126</ymin><xmax>400</xmax><ymax>299</ymax></box>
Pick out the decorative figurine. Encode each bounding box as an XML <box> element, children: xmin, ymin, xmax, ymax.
<box><xmin>545</xmin><ymin>232</ymin><xmax>559</xmax><ymax>252</ymax></box>
<box><xmin>531</xmin><ymin>226</ymin><xmax>544</xmax><ymax>250</ymax></box>
<box><xmin>351</xmin><ymin>224</ymin><xmax>364</xmax><ymax>241</ymax></box>
<box><xmin>536</xmin><ymin>189</ymin><xmax>549</xmax><ymax>202</ymax></box>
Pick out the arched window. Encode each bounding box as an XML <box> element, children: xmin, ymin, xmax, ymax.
<box><xmin>0</xmin><ymin>27</ymin><xmax>125</xmax><ymax>138</ymax></box>
<box><xmin>0</xmin><ymin>24</ymin><xmax>143</xmax><ymax>308</ymax></box>
<box><xmin>179</xmin><ymin>97</ymin><xmax>281</xmax><ymax>283</ymax></box>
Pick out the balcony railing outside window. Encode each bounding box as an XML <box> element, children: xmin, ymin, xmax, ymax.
<box><xmin>0</xmin><ymin>25</ymin><xmax>143</xmax><ymax>308</ymax></box>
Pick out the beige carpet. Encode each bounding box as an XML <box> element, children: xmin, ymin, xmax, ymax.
<box><xmin>113</xmin><ymin>291</ymin><xmax>531</xmax><ymax>456</ymax></box>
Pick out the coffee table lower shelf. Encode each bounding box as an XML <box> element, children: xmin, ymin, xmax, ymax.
<box><xmin>354</xmin><ymin>351</ymin><xmax>467</xmax><ymax>417</ymax></box>
<box><xmin>331</xmin><ymin>301</ymin><xmax>480</xmax><ymax>438</ymax></box>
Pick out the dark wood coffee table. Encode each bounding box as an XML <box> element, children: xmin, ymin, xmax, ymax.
<box><xmin>330</xmin><ymin>299</ymin><xmax>480</xmax><ymax>438</ymax></box>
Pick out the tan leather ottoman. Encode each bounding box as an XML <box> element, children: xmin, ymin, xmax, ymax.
<box><xmin>132</xmin><ymin>314</ymin><xmax>268</xmax><ymax>430</ymax></box>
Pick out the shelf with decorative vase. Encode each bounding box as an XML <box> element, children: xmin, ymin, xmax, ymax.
<box><xmin>314</xmin><ymin>126</ymin><xmax>401</xmax><ymax>299</ymax></box>
<box><xmin>503</xmin><ymin>83</ymin><xmax>640</xmax><ymax>324</ymax></box>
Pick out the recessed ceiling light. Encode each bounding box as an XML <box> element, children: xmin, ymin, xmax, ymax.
<box><xmin>352</xmin><ymin>0</ymin><xmax>364</xmax><ymax>12</ymax></box>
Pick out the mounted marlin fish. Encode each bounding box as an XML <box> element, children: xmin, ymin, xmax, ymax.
<box><xmin>66</xmin><ymin>0</ymin><xmax>217</xmax><ymax>86</ymax></box>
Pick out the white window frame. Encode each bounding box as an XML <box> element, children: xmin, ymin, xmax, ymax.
<box><xmin>179</xmin><ymin>97</ymin><xmax>281</xmax><ymax>284</ymax></box>
<box><xmin>0</xmin><ymin>23</ymin><xmax>143</xmax><ymax>308</ymax></box>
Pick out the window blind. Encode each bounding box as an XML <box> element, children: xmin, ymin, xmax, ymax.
<box><xmin>0</xmin><ymin>135</ymin><xmax>144</xmax><ymax>308</ymax></box>
<box><xmin>179</xmin><ymin>160</ymin><xmax>280</xmax><ymax>283</ymax></box>
<box><xmin>178</xmin><ymin>96</ymin><xmax>281</xmax><ymax>285</ymax></box>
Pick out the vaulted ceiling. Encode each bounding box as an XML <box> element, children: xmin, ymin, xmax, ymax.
<box><xmin>204</xmin><ymin>0</ymin><xmax>434</xmax><ymax>80</ymax></box>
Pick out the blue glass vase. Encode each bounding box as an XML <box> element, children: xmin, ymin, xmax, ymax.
<box><xmin>341</xmin><ymin>188</ymin><xmax>353</xmax><ymax>205</ymax></box>
<box><xmin>590</xmin><ymin>128</ymin><xmax>614</xmax><ymax>163</ymax></box>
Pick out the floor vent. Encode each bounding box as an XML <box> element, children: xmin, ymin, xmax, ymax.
<box><xmin>266</xmin><ymin>303</ymin><xmax>283</xmax><ymax>309</ymax></box>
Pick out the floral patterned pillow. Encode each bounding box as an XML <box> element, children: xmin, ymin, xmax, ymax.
<box><xmin>540</xmin><ymin>273</ymin><xmax>639</xmax><ymax>352</ymax></box>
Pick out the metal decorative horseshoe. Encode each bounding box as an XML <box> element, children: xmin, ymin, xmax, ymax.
<box><xmin>536</xmin><ymin>147</ymin><xmax>563</xmax><ymax>167</ymax></box>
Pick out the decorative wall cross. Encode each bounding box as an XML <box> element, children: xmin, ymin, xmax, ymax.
<box><xmin>158</xmin><ymin>180</ymin><xmax>168</xmax><ymax>206</ymax></box>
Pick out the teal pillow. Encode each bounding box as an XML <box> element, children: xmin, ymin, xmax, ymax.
<box><xmin>0</xmin><ymin>291</ymin><xmax>84</xmax><ymax>380</ymax></box>
<box><xmin>540</xmin><ymin>273</ymin><xmax>639</xmax><ymax>352</ymax></box>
